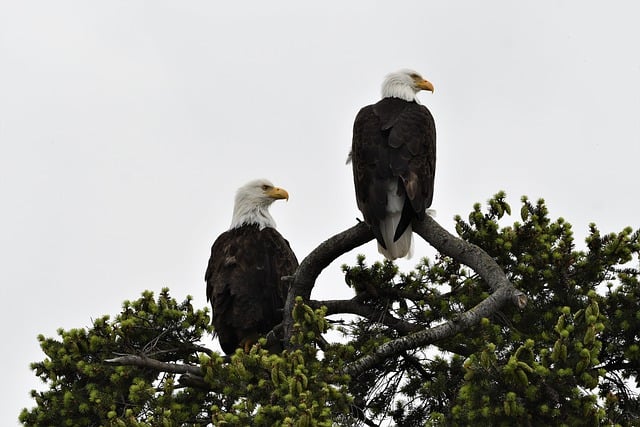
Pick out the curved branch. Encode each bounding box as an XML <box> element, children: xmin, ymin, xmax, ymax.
<box><xmin>105</xmin><ymin>214</ymin><xmax>527</xmax><ymax>393</ymax></box>
<box><xmin>344</xmin><ymin>215</ymin><xmax>528</xmax><ymax>376</ymax></box>
<box><xmin>344</xmin><ymin>284</ymin><xmax>516</xmax><ymax>377</ymax></box>
<box><xmin>283</xmin><ymin>214</ymin><xmax>526</xmax><ymax>373</ymax></box>
<box><xmin>413</xmin><ymin>215</ymin><xmax>513</xmax><ymax>294</ymax></box>
<box><xmin>283</xmin><ymin>222</ymin><xmax>373</xmax><ymax>345</ymax></box>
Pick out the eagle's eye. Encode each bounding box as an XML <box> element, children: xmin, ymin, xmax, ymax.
<box><xmin>261</xmin><ymin>184</ymin><xmax>270</xmax><ymax>191</ymax></box>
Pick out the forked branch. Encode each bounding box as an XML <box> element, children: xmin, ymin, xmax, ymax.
<box><xmin>283</xmin><ymin>214</ymin><xmax>527</xmax><ymax>373</ymax></box>
<box><xmin>106</xmin><ymin>215</ymin><xmax>525</xmax><ymax>384</ymax></box>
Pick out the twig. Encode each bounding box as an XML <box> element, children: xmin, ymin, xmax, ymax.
<box><xmin>309</xmin><ymin>298</ymin><xmax>421</xmax><ymax>334</ymax></box>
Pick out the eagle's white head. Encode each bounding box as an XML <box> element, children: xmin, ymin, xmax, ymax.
<box><xmin>230</xmin><ymin>179</ymin><xmax>289</xmax><ymax>230</ymax></box>
<box><xmin>381</xmin><ymin>69</ymin><xmax>434</xmax><ymax>103</ymax></box>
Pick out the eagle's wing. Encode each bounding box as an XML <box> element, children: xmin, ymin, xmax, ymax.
<box><xmin>352</xmin><ymin>99</ymin><xmax>436</xmax><ymax>247</ymax></box>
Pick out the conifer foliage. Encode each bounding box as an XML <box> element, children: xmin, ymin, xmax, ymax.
<box><xmin>21</xmin><ymin>195</ymin><xmax>640</xmax><ymax>425</ymax></box>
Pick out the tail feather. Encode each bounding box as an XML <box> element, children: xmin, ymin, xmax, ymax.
<box><xmin>376</xmin><ymin>180</ymin><xmax>414</xmax><ymax>260</ymax></box>
<box><xmin>378</xmin><ymin>215</ymin><xmax>413</xmax><ymax>260</ymax></box>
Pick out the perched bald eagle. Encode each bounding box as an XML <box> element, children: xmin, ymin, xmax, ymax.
<box><xmin>350</xmin><ymin>69</ymin><xmax>436</xmax><ymax>260</ymax></box>
<box><xmin>205</xmin><ymin>179</ymin><xmax>298</xmax><ymax>355</ymax></box>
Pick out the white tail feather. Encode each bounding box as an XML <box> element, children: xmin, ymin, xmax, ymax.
<box><xmin>378</xmin><ymin>222</ymin><xmax>413</xmax><ymax>260</ymax></box>
<box><xmin>377</xmin><ymin>181</ymin><xmax>414</xmax><ymax>260</ymax></box>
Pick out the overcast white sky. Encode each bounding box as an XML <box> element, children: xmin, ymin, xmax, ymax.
<box><xmin>2</xmin><ymin>1</ymin><xmax>639</xmax><ymax>424</ymax></box>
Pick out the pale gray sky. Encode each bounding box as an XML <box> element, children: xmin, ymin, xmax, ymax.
<box><xmin>2</xmin><ymin>1</ymin><xmax>639</xmax><ymax>424</ymax></box>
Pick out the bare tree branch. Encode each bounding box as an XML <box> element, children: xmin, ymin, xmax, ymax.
<box><xmin>105</xmin><ymin>354</ymin><xmax>217</xmax><ymax>390</ymax></box>
<box><xmin>343</xmin><ymin>284</ymin><xmax>518</xmax><ymax>377</ymax></box>
<box><xmin>178</xmin><ymin>373</ymin><xmax>211</xmax><ymax>390</ymax></box>
<box><xmin>283</xmin><ymin>214</ymin><xmax>526</xmax><ymax>372</ymax></box>
<box><xmin>106</xmin><ymin>214</ymin><xmax>526</xmax><ymax>386</ymax></box>
<box><xmin>413</xmin><ymin>215</ymin><xmax>517</xmax><ymax>295</ymax></box>
<box><xmin>342</xmin><ymin>215</ymin><xmax>528</xmax><ymax>376</ymax></box>
<box><xmin>105</xmin><ymin>354</ymin><xmax>203</xmax><ymax>377</ymax></box>
<box><xmin>309</xmin><ymin>298</ymin><xmax>421</xmax><ymax>334</ymax></box>
<box><xmin>283</xmin><ymin>222</ymin><xmax>373</xmax><ymax>346</ymax></box>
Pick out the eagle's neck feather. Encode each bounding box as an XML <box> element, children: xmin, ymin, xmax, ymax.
<box><xmin>230</xmin><ymin>202</ymin><xmax>276</xmax><ymax>230</ymax></box>
<box><xmin>381</xmin><ymin>78</ymin><xmax>419</xmax><ymax>103</ymax></box>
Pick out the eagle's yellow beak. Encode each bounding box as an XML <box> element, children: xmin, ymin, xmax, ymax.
<box><xmin>415</xmin><ymin>78</ymin><xmax>434</xmax><ymax>93</ymax></box>
<box><xmin>267</xmin><ymin>187</ymin><xmax>289</xmax><ymax>201</ymax></box>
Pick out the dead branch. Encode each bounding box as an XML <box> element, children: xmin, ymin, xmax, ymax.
<box><xmin>308</xmin><ymin>298</ymin><xmax>421</xmax><ymax>334</ymax></box>
<box><xmin>343</xmin><ymin>284</ymin><xmax>516</xmax><ymax>377</ymax></box>
<box><xmin>284</xmin><ymin>214</ymin><xmax>526</xmax><ymax>372</ymax></box>
<box><xmin>341</xmin><ymin>215</ymin><xmax>527</xmax><ymax>376</ymax></box>
<box><xmin>106</xmin><ymin>214</ymin><xmax>526</xmax><ymax>385</ymax></box>
<box><xmin>105</xmin><ymin>354</ymin><xmax>202</xmax><ymax>376</ymax></box>
<box><xmin>282</xmin><ymin>222</ymin><xmax>373</xmax><ymax>346</ymax></box>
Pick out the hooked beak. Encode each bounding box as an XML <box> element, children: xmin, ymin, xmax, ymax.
<box><xmin>416</xmin><ymin>78</ymin><xmax>434</xmax><ymax>93</ymax></box>
<box><xmin>267</xmin><ymin>186</ymin><xmax>289</xmax><ymax>201</ymax></box>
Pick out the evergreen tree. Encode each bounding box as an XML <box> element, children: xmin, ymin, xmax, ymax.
<box><xmin>21</xmin><ymin>194</ymin><xmax>640</xmax><ymax>426</ymax></box>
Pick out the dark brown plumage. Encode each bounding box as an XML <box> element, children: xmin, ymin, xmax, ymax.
<box><xmin>205</xmin><ymin>179</ymin><xmax>298</xmax><ymax>354</ymax></box>
<box><xmin>351</xmin><ymin>70</ymin><xmax>436</xmax><ymax>259</ymax></box>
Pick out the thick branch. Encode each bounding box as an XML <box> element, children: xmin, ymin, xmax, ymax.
<box><xmin>289</xmin><ymin>214</ymin><xmax>525</xmax><ymax>374</ymax></box>
<box><xmin>283</xmin><ymin>222</ymin><xmax>373</xmax><ymax>346</ymax></box>
<box><xmin>106</xmin><ymin>214</ymin><xmax>526</xmax><ymax>394</ymax></box>
<box><xmin>344</xmin><ymin>284</ymin><xmax>516</xmax><ymax>377</ymax></box>
<box><xmin>343</xmin><ymin>215</ymin><xmax>528</xmax><ymax>376</ymax></box>
<box><xmin>413</xmin><ymin>215</ymin><xmax>512</xmax><ymax>293</ymax></box>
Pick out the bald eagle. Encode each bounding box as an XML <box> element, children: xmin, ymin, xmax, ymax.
<box><xmin>205</xmin><ymin>179</ymin><xmax>298</xmax><ymax>355</ymax></box>
<box><xmin>350</xmin><ymin>69</ymin><xmax>436</xmax><ymax>260</ymax></box>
